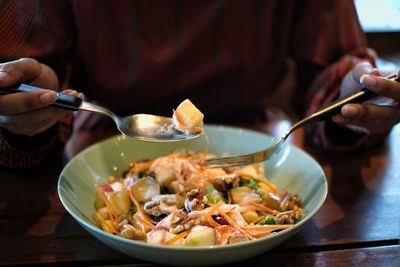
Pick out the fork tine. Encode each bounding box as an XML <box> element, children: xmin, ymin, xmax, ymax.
<box><xmin>206</xmin><ymin>159</ymin><xmax>251</xmax><ymax>168</ymax></box>
<box><xmin>205</xmin><ymin>150</ymin><xmax>266</xmax><ymax>168</ymax></box>
<box><xmin>206</xmin><ymin>161</ymin><xmax>251</xmax><ymax>168</ymax></box>
<box><xmin>204</xmin><ymin>138</ymin><xmax>285</xmax><ymax>168</ymax></box>
<box><xmin>206</xmin><ymin>155</ymin><xmax>249</xmax><ymax>164</ymax></box>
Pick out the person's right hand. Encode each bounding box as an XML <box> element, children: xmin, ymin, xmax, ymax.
<box><xmin>0</xmin><ymin>58</ymin><xmax>79</xmax><ymax>136</ymax></box>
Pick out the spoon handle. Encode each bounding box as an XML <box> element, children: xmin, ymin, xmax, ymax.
<box><xmin>0</xmin><ymin>83</ymin><xmax>83</xmax><ymax>111</ymax></box>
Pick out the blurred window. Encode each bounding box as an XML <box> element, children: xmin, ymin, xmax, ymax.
<box><xmin>355</xmin><ymin>0</ymin><xmax>400</xmax><ymax>32</ymax></box>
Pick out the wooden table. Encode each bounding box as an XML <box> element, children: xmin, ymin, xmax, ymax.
<box><xmin>1</xmin><ymin>121</ymin><xmax>399</xmax><ymax>266</ymax></box>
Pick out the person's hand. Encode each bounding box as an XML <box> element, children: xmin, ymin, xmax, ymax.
<box><xmin>0</xmin><ymin>58</ymin><xmax>81</xmax><ymax>136</ymax></box>
<box><xmin>333</xmin><ymin>61</ymin><xmax>400</xmax><ymax>134</ymax></box>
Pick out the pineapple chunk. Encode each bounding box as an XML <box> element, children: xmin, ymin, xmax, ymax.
<box><xmin>108</xmin><ymin>189</ymin><xmax>131</xmax><ymax>215</ymax></box>
<box><xmin>131</xmin><ymin>176</ymin><xmax>160</xmax><ymax>202</ymax></box>
<box><xmin>186</xmin><ymin>226</ymin><xmax>216</xmax><ymax>246</ymax></box>
<box><xmin>231</xmin><ymin>186</ymin><xmax>262</xmax><ymax>204</ymax></box>
<box><xmin>242</xmin><ymin>211</ymin><xmax>259</xmax><ymax>224</ymax></box>
<box><xmin>146</xmin><ymin>229</ymin><xmax>185</xmax><ymax>246</ymax></box>
<box><xmin>173</xmin><ymin>99</ymin><xmax>204</xmax><ymax>133</ymax></box>
<box><xmin>150</xmin><ymin>157</ymin><xmax>177</xmax><ymax>187</ymax></box>
<box><xmin>96</xmin><ymin>206</ymin><xmax>110</xmax><ymax>220</ymax></box>
<box><xmin>95</xmin><ymin>184</ymin><xmax>113</xmax><ymax>210</ymax></box>
<box><xmin>234</xmin><ymin>165</ymin><xmax>258</xmax><ymax>179</ymax></box>
<box><xmin>228</xmin><ymin>234</ymin><xmax>249</xmax><ymax>244</ymax></box>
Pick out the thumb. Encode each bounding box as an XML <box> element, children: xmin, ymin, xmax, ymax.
<box><xmin>340</xmin><ymin>61</ymin><xmax>377</xmax><ymax>98</ymax></box>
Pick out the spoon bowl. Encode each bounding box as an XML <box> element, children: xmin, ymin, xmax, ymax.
<box><xmin>0</xmin><ymin>84</ymin><xmax>203</xmax><ymax>141</ymax></box>
<box><xmin>117</xmin><ymin>114</ymin><xmax>198</xmax><ymax>141</ymax></box>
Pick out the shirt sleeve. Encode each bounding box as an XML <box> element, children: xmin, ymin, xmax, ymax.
<box><xmin>289</xmin><ymin>0</ymin><xmax>386</xmax><ymax>151</ymax></box>
<box><xmin>0</xmin><ymin>114</ymin><xmax>73</xmax><ymax>169</ymax></box>
<box><xmin>0</xmin><ymin>1</ymin><xmax>75</xmax><ymax>169</ymax></box>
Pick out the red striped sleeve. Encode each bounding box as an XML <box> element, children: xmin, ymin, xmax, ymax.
<box><xmin>0</xmin><ymin>1</ymin><xmax>75</xmax><ymax>169</ymax></box>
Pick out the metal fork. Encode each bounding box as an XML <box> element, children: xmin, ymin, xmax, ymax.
<box><xmin>205</xmin><ymin>74</ymin><xmax>399</xmax><ymax>168</ymax></box>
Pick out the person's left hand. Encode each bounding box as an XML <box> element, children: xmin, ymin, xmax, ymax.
<box><xmin>332</xmin><ymin>62</ymin><xmax>400</xmax><ymax>135</ymax></box>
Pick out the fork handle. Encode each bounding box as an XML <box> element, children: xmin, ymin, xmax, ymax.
<box><xmin>312</xmin><ymin>74</ymin><xmax>399</xmax><ymax>122</ymax></box>
<box><xmin>285</xmin><ymin>74</ymin><xmax>400</xmax><ymax>138</ymax></box>
<box><xmin>0</xmin><ymin>83</ymin><xmax>83</xmax><ymax>111</ymax></box>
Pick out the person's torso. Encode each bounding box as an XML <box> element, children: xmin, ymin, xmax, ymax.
<box><xmin>70</xmin><ymin>0</ymin><xmax>295</xmax><ymax>121</ymax></box>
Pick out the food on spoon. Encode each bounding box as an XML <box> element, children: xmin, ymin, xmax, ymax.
<box><xmin>93</xmin><ymin>151</ymin><xmax>304</xmax><ymax>246</ymax></box>
<box><xmin>172</xmin><ymin>99</ymin><xmax>204</xmax><ymax>134</ymax></box>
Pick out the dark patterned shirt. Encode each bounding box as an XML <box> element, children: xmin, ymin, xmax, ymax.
<box><xmin>0</xmin><ymin>0</ymin><xmax>382</xmax><ymax>168</ymax></box>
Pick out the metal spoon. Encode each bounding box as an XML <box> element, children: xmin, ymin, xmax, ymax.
<box><xmin>0</xmin><ymin>84</ymin><xmax>202</xmax><ymax>141</ymax></box>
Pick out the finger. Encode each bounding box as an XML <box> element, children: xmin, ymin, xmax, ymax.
<box><xmin>0</xmin><ymin>107</ymin><xmax>69</xmax><ymax>136</ymax></box>
<box><xmin>360</xmin><ymin>74</ymin><xmax>400</xmax><ymax>102</ymax></box>
<box><xmin>332</xmin><ymin>103</ymin><xmax>400</xmax><ymax>134</ymax></box>
<box><xmin>29</xmin><ymin>110</ymin><xmax>70</xmax><ymax>136</ymax></box>
<box><xmin>62</xmin><ymin>89</ymin><xmax>85</xmax><ymax>99</ymax></box>
<box><xmin>0</xmin><ymin>90</ymin><xmax>57</xmax><ymax>115</ymax></box>
<box><xmin>0</xmin><ymin>106</ymin><xmax>67</xmax><ymax>128</ymax></box>
<box><xmin>0</xmin><ymin>58</ymin><xmax>58</xmax><ymax>90</ymax></box>
<box><xmin>0</xmin><ymin>58</ymin><xmax>42</xmax><ymax>87</ymax></box>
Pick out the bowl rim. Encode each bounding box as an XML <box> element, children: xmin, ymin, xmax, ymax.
<box><xmin>58</xmin><ymin>124</ymin><xmax>328</xmax><ymax>251</ymax></box>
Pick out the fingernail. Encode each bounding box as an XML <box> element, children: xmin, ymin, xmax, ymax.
<box><xmin>39</xmin><ymin>91</ymin><xmax>57</xmax><ymax>104</ymax></box>
<box><xmin>63</xmin><ymin>89</ymin><xmax>77</xmax><ymax>94</ymax></box>
<box><xmin>342</xmin><ymin>105</ymin><xmax>358</xmax><ymax>117</ymax></box>
<box><xmin>360</xmin><ymin>74</ymin><xmax>376</xmax><ymax>87</ymax></box>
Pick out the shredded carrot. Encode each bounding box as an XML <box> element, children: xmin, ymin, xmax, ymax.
<box><xmin>247</xmin><ymin>224</ymin><xmax>293</xmax><ymax>230</ymax></box>
<box><xmin>249</xmin><ymin>216</ymin><xmax>264</xmax><ymax>225</ymax></box>
<box><xmin>238</xmin><ymin>205</ymin><xmax>258</xmax><ymax>213</ymax></box>
<box><xmin>164</xmin><ymin>230</ymin><xmax>189</xmax><ymax>245</ymax></box>
<box><xmin>204</xmin><ymin>201</ymin><xmax>224</xmax><ymax>220</ymax></box>
<box><xmin>243</xmin><ymin>200</ymin><xmax>279</xmax><ymax>215</ymax></box>
<box><xmin>218</xmin><ymin>210</ymin><xmax>254</xmax><ymax>240</ymax></box>
<box><xmin>102</xmin><ymin>220</ymin><xmax>118</xmax><ymax>234</ymax></box>
<box><xmin>208</xmin><ymin>217</ymin><xmax>221</xmax><ymax>228</ymax></box>
<box><xmin>94</xmin><ymin>212</ymin><xmax>118</xmax><ymax>234</ymax></box>
<box><xmin>244</xmin><ymin>224</ymin><xmax>293</xmax><ymax>234</ymax></box>
<box><xmin>93</xmin><ymin>211</ymin><xmax>106</xmax><ymax>225</ymax></box>
<box><xmin>135</xmin><ymin>213</ymin><xmax>156</xmax><ymax>231</ymax></box>
<box><xmin>234</xmin><ymin>165</ymin><xmax>258</xmax><ymax>179</ymax></box>
<box><xmin>251</xmin><ymin>176</ymin><xmax>279</xmax><ymax>193</ymax></box>
<box><xmin>204</xmin><ymin>201</ymin><xmax>224</xmax><ymax>228</ymax></box>
<box><xmin>129</xmin><ymin>189</ymin><xmax>157</xmax><ymax>225</ymax></box>
<box><xmin>131</xmin><ymin>160</ymin><xmax>153</xmax><ymax>176</ymax></box>
<box><xmin>96</xmin><ymin>186</ymin><xmax>118</xmax><ymax>220</ymax></box>
<box><xmin>251</xmin><ymin>232</ymin><xmax>272</xmax><ymax>238</ymax></box>
<box><xmin>218</xmin><ymin>210</ymin><xmax>242</xmax><ymax>230</ymax></box>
